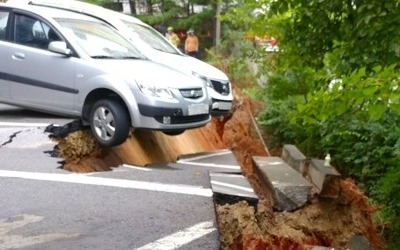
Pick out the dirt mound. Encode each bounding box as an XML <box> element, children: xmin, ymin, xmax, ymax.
<box><xmin>51</xmin><ymin>84</ymin><xmax>382</xmax><ymax>249</ymax></box>
<box><xmin>217</xmin><ymin>178</ymin><xmax>381</xmax><ymax>250</ymax></box>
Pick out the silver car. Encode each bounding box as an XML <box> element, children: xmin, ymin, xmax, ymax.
<box><xmin>0</xmin><ymin>3</ymin><xmax>211</xmax><ymax>147</ymax></box>
<box><xmin>17</xmin><ymin>0</ymin><xmax>233</xmax><ymax>116</ymax></box>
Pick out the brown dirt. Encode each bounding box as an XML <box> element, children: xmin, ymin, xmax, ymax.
<box><xmin>52</xmin><ymin>84</ymin><xmax>383</xmax><ymax>249</ymax></box>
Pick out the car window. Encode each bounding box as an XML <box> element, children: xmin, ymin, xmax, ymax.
<box><xmin>121</xmin><ymin>20</ymin><xmax>179</xmax><ymax>55</ymax></box>
<box><xmin>14</xmin><ymin>13</ymin><xmax>61</xmax><ymax>49</ymax></box>
<box><xmin>55</xmin><ymin>18</ymin><xmax>142</xmax><ymax>59</ymax></box>
<box><xmin>0</xmin><ymin>10</ymin><xmax>9</xmax><ymax>40</ymax></box>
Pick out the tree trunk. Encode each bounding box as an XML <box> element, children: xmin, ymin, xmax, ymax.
<box><xmin>129</xmin><ymin>0</ymin><xmax>136</xmax><ymax>15</ymax></box>
<box><xmin>214</xmin><ymin>0</ymin><xmax>221</xmax><ymax>51</ymax></box>
<box><xmin>160</xmin><ymin>0</ymin><xmax>165</xmax><ymax>13</ymax></box>
<box><xmin>147</xmin><ymin>0</ymin><xmax>153</xmax><ymax>14</ymax></box>
<box><xmin>185</xmin><ymin>0</ymin><xmax>190</xmax><ymax>16</ymax></box>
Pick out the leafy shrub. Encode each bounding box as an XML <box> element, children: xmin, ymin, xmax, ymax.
<box><xmin>257</xmin><ymin>97</ymin><xmax>311</xmax><ymax>151</ymax></box>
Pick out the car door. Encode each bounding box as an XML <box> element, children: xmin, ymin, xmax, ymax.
<box><xmin>0</xmin><ymin>9</ymin><xmax>10</xmax><ymax>101</ymax></box>
<box><xmin>6</xmin><ymin>11</ymin><xmax>76</xmax><ymax>114</ymax></box>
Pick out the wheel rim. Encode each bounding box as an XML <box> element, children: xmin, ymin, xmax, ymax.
<box><xmin>92</xmin><ymin>106</ymin><xmax>115</xmax><ymax>141</ymax></box>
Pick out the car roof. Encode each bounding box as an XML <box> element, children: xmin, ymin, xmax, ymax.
<box><xmin>8</xmin><ymin>0</ymin><xmax>145</xmax><ymax>25</ymax></box>
<box><xmin>111</xmin><ymin>10</ymin><xmax>146</xmax><ymax>25</ymax></box>
<box><xmin>2</xmin><ymin>1</ymin><xmax>104</xmax><ymax>22</ymax></box>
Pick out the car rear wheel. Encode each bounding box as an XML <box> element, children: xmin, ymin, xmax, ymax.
<box><xmin>90</xmin><ymin>99</ymin><xmax>130</xmax><ymax>147</ymax></box>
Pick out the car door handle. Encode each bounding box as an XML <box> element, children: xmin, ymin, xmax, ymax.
<box><xmin>12</xmin><ymin>52</ymin><xmax>26</xmax><ymax>60</ymax></box>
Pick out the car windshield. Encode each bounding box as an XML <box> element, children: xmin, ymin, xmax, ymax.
<box><xmin>56</xmin><ymin>18</ymin><xmax>143</xmax><ymax>59</ymax></box>
<box><xmin>121</xmin><ymin>20</ymin><xmax>180</xmax><ymax>55</ymax></box>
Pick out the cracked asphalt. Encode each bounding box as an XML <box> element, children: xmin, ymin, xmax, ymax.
<box><xmin>1</xmin><ymin>130</ymin><xmax>22</xmax><ymax>147</ymax></box>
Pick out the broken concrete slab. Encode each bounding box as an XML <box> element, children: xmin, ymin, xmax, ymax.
<box><xmin>176</xmin><ymin>149</ymin><xmax>242</xmax><ymax>173</ymax></box>
<box><xmin>210</xmin><ymin>172</ymin><xmax>258</xmax><ymax>207</ymax></box>
<box><xmin>210</xmin><ymin>172</ymin><xmax>257</xmax><ymax>199</ymax></box>
<box><xmin>253</xmin><ymin>156</ymin><xmax>312</xmax><ymax>211</ymax></box>
<box><xmin>281</xmin><ymin>144</ymin><xmax>308</xmax><ymax>176</ymax></box>
<box><xmin>308</xmin><ymin>159</ymin><xmax>341</xmax><ymax>198</ymax></box>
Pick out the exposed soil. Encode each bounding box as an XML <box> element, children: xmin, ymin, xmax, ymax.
<box><xmin>50</xmin><ymin>84</ymin><xmax>383</xmax><ymax>249</ymax></box>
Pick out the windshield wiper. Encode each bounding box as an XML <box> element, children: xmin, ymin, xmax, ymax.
<box><xmin>91</xmin><ymin>55</ymin><xmax>115</xmax><ymax>59</ymax></box>
<box><xmin>153</xmin><ymin>47</ymin><xmax>180</xmax><ymax>55</ymax></box>
<box><xmin>152</xmin><ymin>47</ymin><xmax>166</xmax><ymax>52</ymax></box>
<box><xmin>120</xmin><ymin>56</ymin><xmax>142</xmax><ymax>59</ymax></box>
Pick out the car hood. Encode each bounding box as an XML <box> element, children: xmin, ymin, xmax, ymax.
<box><xmin>137</xmin><ymin>44</ymin><xmax>229</xmax><ymax>81</ymax></box>
<box><xmin>96</xmin><ymin>59</ymin><xmax>204</xmax><ymax>89</ymax></box>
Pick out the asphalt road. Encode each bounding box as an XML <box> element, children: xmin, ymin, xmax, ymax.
<box><xmin>0</xmin><ymin>104</ymin><xmax>232</xmax><ymax>250</ymax></box>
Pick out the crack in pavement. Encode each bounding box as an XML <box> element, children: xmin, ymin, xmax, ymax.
<box><xmin>1</xmin><ymin>131</ymin><xmax>22</xmax><ymax>147</ymax></box>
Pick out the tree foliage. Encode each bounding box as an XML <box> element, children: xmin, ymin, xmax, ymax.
<box><xmin>223</xmin><ymin>0</ymin><xmax>400</xmax><ymax>247</ymax></box>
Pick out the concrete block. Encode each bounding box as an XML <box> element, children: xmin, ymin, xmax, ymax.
<box><xmin>281</xmin><ymin>144</ymin><xmax>308</xmax><ymax>175</ymax></box>
<box><xmin>253</xmin><ymin>156</ymin><xmax>313</xmax><ymax>211</ymax></box>
<box><xmin>308</xmin><ymin>159</ymin><xmax>341</xmax><ymax>198</ymax></box>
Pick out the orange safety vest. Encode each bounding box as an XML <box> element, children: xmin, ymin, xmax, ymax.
<box><xmin>185</xmin><ymin>35</ymin><xmax>199</xmax><ymax>53</ymax></box>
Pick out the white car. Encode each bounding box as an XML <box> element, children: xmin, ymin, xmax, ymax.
<box><xmin>0</xmin><ymin>2</ymin><xmax>211</xmax><ymax>147</ymax></box>
<box><xmin>14</xmin><ymin>0</ymin><xmax>234</xmax><ymax>116</ymax></box>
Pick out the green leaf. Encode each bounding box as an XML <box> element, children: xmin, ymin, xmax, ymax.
<box><xmin>368</xmin><ymin>103</ymin><xmax>387</xmax><ymax>120</ymax></box>
<box><xmin>362</xmin><ymin>86</ymin><xmax>377</xmax><ymax>96</ymax></box>
<box><xmin>390</xmin><ymin>104</ymin><xmax>400</xmax><ymax>113</ymax></box>
<box><xmin>335</xmin><ymin>101</ymin><xmax>348</xmax><ymax>115</ymax></box>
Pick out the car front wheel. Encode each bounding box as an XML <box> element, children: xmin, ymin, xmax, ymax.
<box><xmin>90</xmin><ymin>99</ymin><xmax>130</xmax><ymax>147</ymax></box>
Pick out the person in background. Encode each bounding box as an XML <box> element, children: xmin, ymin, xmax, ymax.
<box><xmin>184</xmin><ymin>29</ymin><xmax>199</xmax><ymax>59</ymax></box>
<box><xmin>270</xmin><ymin>36</ymin><xmax>277</xmax><ymax>46</ymax></box>
<box><xmin>167</xmin><ymin>26</ymin><xmax>180</xmax><ymax>48</ymax></box>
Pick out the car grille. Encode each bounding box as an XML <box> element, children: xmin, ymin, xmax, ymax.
<box><xmin>210</xmin><ymin>80</ymin><xmax>230</xmax><ymax>95</ymax></box>
<box><xmin>154</xmin><ymin>114</ymin><xmax>210</xmax><ymax>124</ymax></box>
<box><xmin>180</xmin><ymin>88</ymin><xmax>203</xmax><ymax>99</ymax></box>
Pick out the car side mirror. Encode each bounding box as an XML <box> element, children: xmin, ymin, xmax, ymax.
<box><xmin>48</xmin><ymin>41</ymin><xmax>71</xmax><ymax>55</ymax></box>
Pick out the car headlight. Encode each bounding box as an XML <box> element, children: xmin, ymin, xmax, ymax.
<box><xmin>192</xmin><ymin>72</ymin><xmax>211</xmax><ymax>88</ymax></box>
<box><xmin>137</xmin><ymin>81</ymin><xmax>174</xmax><ymax>100</ymax></box>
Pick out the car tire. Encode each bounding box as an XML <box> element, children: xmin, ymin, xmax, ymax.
<box><xmin>90</xmin><ymin>99</ymin><xmax>130</xmax><ymax>147</ymax></box>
